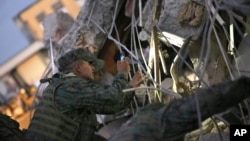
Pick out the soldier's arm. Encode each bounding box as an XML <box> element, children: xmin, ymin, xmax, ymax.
<box><xmin>75</xmin><ymin>72</ymin><xmax>134</xmax><ymax>114</ymax></box>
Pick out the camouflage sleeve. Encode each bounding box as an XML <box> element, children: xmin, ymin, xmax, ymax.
<box><xmin>58</xmin><ymin>72</ymin><xmax>134</xmax><ymax>114</ymax></box>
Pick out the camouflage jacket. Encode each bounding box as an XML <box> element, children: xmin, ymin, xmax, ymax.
<box><xmin>108</xmin><ymin>76</ymin><xmax>250</xmax><ymax>141</ymax></box>
<box><xmin>26</xmin><ymin>72</ymin><xmax>134</xmax><ymax>141</ymax></box>
<box><xmin>0</xmin><ymin>113</ymin><xmax>25</xmax><ymax>141</ymax></box>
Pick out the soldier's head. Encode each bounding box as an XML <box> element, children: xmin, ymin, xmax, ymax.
<box><xmin>57</xmin><ymin>48</ymin><xmax>104</xmax><ymax>80</ymax></box>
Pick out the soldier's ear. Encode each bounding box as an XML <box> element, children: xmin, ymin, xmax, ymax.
<box><xmin>72</xmin><ymin>61</ymin><xmax>81</xmax><ymax>74</ymax></box>
<box><xmin>77</xmin><ymin>62</ymin><xmax>83</xmax><ymax>72</ymax></box>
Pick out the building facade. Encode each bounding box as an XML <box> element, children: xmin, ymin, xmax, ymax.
<box><xmin>15</xmin><ymin>0</ymin><xmax>82</xmax><ymax>42</ymax></box>
<box><xmin>0</xmin><ymin>0</ymin><xmax>84</xmax><ymax>128</ymax></box>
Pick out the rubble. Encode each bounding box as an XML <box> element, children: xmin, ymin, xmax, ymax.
<box><xmin>2</xmin><ymin>0</ymin><xmax>250</xmax><ymax>140</ymax></box>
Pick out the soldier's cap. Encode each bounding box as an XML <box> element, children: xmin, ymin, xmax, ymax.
<box><xmin>57</xmin><ymin>48</ymin><xmax>104</xmax><ymax>72</ymax></box>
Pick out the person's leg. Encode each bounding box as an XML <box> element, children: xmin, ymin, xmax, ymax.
<box><xmin>92</xmin><ymin>133</ymin><xmax>107</xmax><ymax>141</ymax></box>
<box><xmin>161</xmin><ymin>76</ymin><xmax>250</xmax><ymax>138</ymax></box>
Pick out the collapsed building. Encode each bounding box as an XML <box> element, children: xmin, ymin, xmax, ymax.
<box><xmin>1</xmin><ymin>0</ymin><xmax>250</xmax><ymax>141</ymax></box>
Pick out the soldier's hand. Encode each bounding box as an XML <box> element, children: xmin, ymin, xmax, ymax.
<box><xmin>117</xmin><ymin>57</ymin><xmax>130</xmax><ymax>73</ymax></box>
<box><xmin>129</xmin><ymin>71</ymin><xmax>144</xmax><ymax>88</ymax></box>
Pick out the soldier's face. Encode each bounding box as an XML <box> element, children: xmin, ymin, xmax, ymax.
<box><xmin>77</xmin><ymin>60</ymin><xmax>95</xmax><ymax>80</ymax></box>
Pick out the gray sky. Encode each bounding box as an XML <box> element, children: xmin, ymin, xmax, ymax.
<box><xmin>0</xmin><ymin>0</ymin><xmax>35</xmax><ymax>66</ymax></box>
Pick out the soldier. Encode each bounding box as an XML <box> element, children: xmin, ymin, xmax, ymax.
<box><xmin>108</xmin><ymin>76</ymin><xmax>250</xmax><ymax>141</ymax></box>
<box><xmin>25</xmin><ymin>48</ymin><xmax>143</xmax><ymax>141</ymax></box>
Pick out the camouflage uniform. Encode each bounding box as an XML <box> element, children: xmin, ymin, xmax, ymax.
<box><xmin>0</xmin><ymin>113</ymin><xmax>25</xmax><ymax>141</ymax></box>
<box><xmin>25</xmin><ymin>48</ymin><xmax>134</xmax><ymax>141</ymax></box>
<box><xmin>108</xmin><ymin>76</ymin><xmax>250</xmax><ymax>141</ymax></box>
